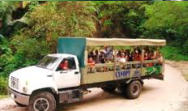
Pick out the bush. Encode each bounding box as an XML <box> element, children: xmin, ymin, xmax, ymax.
<box><xmin>0</xmin><ymin>77</ymin><xmax>8</xmax><ymax>95</ymax></box>
<box><xmin>11</xmin><ymin>34</ymin><xmax>50</xmax><ymax>60</ymax></box>
<box><xmin>0</xmin><ymin>35</ymin><xmax>41</xmax><ymax>78</ymax></box>
<box><xmin>28</xmin><ymin>2</ymin><xmax>96</xmax><ymax>38</ymax></box>
<box><xmin>161</xmin><ymin>46</ymin><xmax>188</xmax><ymax>61</ymax></box>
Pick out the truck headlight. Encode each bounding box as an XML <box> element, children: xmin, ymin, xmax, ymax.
<box><xmin>22</xmin><ymin>86</ymin><xmax>28</xmax><ymax>93</ymax></box>
<box><xmin>22</xmin><ymin>80</ymin><xmax>29</xmax><ymax>93</ymax></box>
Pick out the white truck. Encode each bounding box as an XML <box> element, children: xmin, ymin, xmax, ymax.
<box><xmin>9</xmin><ymin>38</ymin><xmax>166</xmax><ymax>111</ymax></box>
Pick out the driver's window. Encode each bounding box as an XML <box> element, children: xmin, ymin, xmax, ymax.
<box><xmin>57</xmin><ymin>57</ymin><xmax>76</xmax><ymax>71</ymax></box>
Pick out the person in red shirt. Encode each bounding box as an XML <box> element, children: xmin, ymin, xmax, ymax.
<box><xmin>60</xmin><ymin>60</ymin><xmax>69</xmax><ymax>70</ymax></box>
<box><xmin>133</xmin><ymin>49</ymin><xmax>142</xmax><ymax>61</ymax></box>
<box><xmin>88</xmin><ymin>57</ymin><xmax>95</xmax><ymax>73</ymax></box>
<box><xmin>133</xmin><ymin>49</ymin><xmax>142</xmax><ymax>68</ymax></box>
<box><xmin>88</xmin><ymin>57</ymin><xmax>95</xmax><ymax>67</ymax></box>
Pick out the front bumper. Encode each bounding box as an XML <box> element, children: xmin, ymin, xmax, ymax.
<box><xmin>9</xmin><ymin>88</ymin><xmax>30</xmax><ymax>105</ymax></box>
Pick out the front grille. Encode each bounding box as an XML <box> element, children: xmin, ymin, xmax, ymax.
<box><xmin>11</xmin><ymin>76</ymin><xmax>19</xmax><ymax>89</ymax></box>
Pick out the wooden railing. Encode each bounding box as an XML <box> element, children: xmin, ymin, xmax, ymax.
<box><xmin>87</xmin><ymin>59</ymin><xmax>162</xmax><ymax>73</ymax></box>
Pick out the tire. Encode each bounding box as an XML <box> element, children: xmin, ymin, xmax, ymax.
<box><xmin>28</xmin><ymin>91</ymin><xmax>56</xmax><ymax>111</ymax></box>
<box><xmin>15</xmin><ymin>101</ymin><xmax>26</xmax><ymax>107</ymax></box>
<box><xmin>122</xmin><ymin>80</ymin><xmax>142</xmax><ymax>99</ymax></box>
<box><xmin>101</xmin><ymin>84</ymin><xmax>116</xmax><ymax>92</ymax></box>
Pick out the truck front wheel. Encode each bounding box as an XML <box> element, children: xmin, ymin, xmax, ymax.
<box><xmin>28</xmin><ymin>91</ymin><xmax>56</xmax><ymax>111</ymax></box>
<box><xmin>122</xmin><ymin>80</ymin><xmax>142</xmax><ymax>99</ymax></box>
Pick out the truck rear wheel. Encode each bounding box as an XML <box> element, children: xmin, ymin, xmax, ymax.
<box><xmin>28</xmin><ymin>91</ymin><xmax>56</xmax><ymax>111</ymax></box>
<box><xmin>122</xmin><ymin>80</ymin><xmax>142</xmax><ymax>99</ymax></box>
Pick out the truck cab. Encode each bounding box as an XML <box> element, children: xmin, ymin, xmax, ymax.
<box><xmin>47</xmin><ymin>54</ymin><xmax>81</xmax><ymax>89</ymax></box>
<box><xmin>9</xmin><ymin>54</ymin><xmax>81</xmax><ymax>110</ymax></box>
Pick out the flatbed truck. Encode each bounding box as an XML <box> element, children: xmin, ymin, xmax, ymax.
<box><xmin>9</xmin><ymin>37</ymin><xmax>166</xmax><ymax>111</ymax></box>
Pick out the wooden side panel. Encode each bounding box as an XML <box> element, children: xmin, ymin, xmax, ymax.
<box><xmin>80</xmin><ymin>60</ymin><xmax>164</xmax><ymax>85</ymax></box>
<box><xmin>81</xmin><ymin>71</ymin><xmax>114</xmax><ymax>84</ymax></box>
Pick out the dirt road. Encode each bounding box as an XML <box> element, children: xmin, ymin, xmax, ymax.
<box><xmin>0</xmin><ymin>64</ymin><xmax>187</xmax><ymax>111</ymax></box>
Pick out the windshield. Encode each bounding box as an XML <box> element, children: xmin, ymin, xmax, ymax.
<box><xmin>37</xmin><ymin>56</ymin><xmax>58</xmax><ymax>70</ymax></box>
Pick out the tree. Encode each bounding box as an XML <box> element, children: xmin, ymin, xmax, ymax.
<box><xmin>94</xmin><ymin>1</ymin><xmax>148</xmax><ymax>38</ymax></box>
<box><xmin>143</xmin><ymin>2</ymin><xmax>188</xmax><ymax>54</ymax></box>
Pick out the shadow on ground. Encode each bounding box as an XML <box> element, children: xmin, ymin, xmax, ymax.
<box><xmin>57</xmin><ymin>86</ymin><xmax>155</xmax><ymax>111</ymax></box>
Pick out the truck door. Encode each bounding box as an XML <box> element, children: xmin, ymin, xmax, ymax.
<box><xmin>54</xmin><ymin>57</ymin><xmax>80</xmax><ymax>89</ymax></box>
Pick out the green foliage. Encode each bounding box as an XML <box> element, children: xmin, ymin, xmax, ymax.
<box><xmin>0</xmin><ymin>77</ymin><xmax>8</xmax><ymax>95</ymax></box>
<box><xmin>161</xmin><ymin>46</ymin><xmax>188</xmax><ymax>61</ymax></box>
<box><xmin>143</xmin><ymin>2</ymin><xmax>188</xmax><ymax>55</ymax></box>
<box><xmin>95</xmin><ymin>1</ymin><xmax>147</xmax><ymax>37</ymax></box>
<box><xmin>0</xmin><ymin>2</ymin><xmax>97</xmax><ymax>83</ymax></box>
<box><xmin>0</xmin><ymin>2</ymin><xmax>16</xmax><ymax>22</ymax></box>
<box><xmin>0</xmin><ymin>2</ymin><xmax>18</xmax><ymax>34</ymax></box>
<box><xmin>11</xmin><ymin>34</ymin><xmax>50</xmax><ymax>59</ymax></box>
<box><xmin>0</xmin><ymin>36</ymin><xmax>14</xmax><ymax>77</ymax></box>
<box><xmin>144</xmin><ymin>2</ymin><xmax>188</xmax><ymax>30</ymax></box>
<box><xmin>22</xmin><ymin>2</ymin><xmax>96</xmax><ymax>53</ymax></box>
<box><xmin>28</xmin><ymin>2</ymin><xmax>96</xmax><ymax>38</ymax></box>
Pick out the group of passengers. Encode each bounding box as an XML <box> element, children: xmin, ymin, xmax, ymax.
<box><xmin>88</xmin><ymin>46</ymin><xmax>113</xmax><ymax>65</ymax></box>
<box><xmin>87</xmin><ymin>46</ymin><xmax>163</xmax><ymax>72</ymax></box>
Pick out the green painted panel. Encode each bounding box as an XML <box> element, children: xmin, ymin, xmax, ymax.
<box><xmin>145</xmin><ymin>65</ymin><xmax>162</xmax><ymax>75</ymax></box>
<box><xmin>57</xmin><ymin>37</ymin><xmax>86</xmax><ymax>68</ymax></box>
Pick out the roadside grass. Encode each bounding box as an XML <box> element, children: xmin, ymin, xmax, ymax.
<box><xmin>0</xmin><ymin>95</ymin><xmax>8</xmax><ymax>99</ymax></box>
<box><xmin>182</xmin><ymin>73</ymin><xmax>188</xmax><ymax>81</ymax></box>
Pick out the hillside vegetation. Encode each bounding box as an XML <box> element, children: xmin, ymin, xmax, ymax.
<box><xmin>0</xmin><ymin>1</ymin><xmax>188</xmax><ymax>94</ymax></box>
